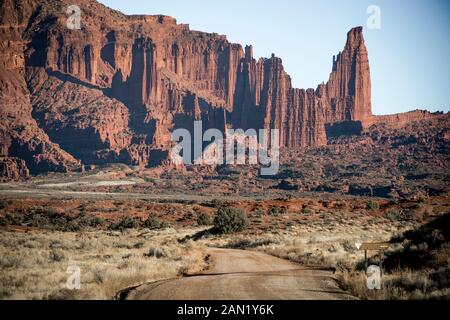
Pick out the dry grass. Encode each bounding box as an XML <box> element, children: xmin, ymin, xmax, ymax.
<box><xmin>334</xmin><ymin>213</ymin><xmax>450</xmax><ymax>300</ymax></box>
<box><xmin>0</xmin><ymin>228</ymin><xmax>207</xmax><ymax>300</ymax></box>
<box><xmin>199</xmin><ymin>216</ymin><xmax>449</xmax><ymax>300</ymax></box>
<box><xmin>209</xmin><ymin>221</ymin><xmax>396</xmax><ymax>269</ymax></box>
<box><xmin>337</xmin><ymin>269</ymin><xmax>450</xmax><ymax>300</ymax></box>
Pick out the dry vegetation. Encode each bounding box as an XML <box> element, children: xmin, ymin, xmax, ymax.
<box><xmin>0</xmin><ymin>193</ymin><xmax>448</xmax><ymax>300</ymax></box>
<box><xmin>203</xmin><ymin>211</ymin><xmax>450</xmax><ymax>300</ymax></box>
<box><xmin>337</xmin><ymin>269</ymin><xmax>449</xmax><ymax>300</ymax></box>
<box><xmin>0</xmin><ymin>228</ymin><xmax>207</xmax><ymax>300</ymax></box>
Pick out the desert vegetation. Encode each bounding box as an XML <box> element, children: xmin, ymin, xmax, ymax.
<box><xmin>206</xmin><ymin>212</ymin><xmax>450</xmax><ymax>300</ymax></box>
<box><xmin>213</xmin><ymin>207</ymin><xmax>250</xmax><ymax>234</ymax></box>
<box><xmin>196</xmin><ymin>213</ymin><xmax>211</xmax><ymax>226</ymax></box>
<box><xmin>337</xmin><ymin>213</ymin><xmax>449</xmax><ymax>299</ymax></box>
<box><xmin>0</xmin><ymin>228</ymin><xmax>206</xmax><ymax>299</ymax></box>
<box><xmin>0</xmin><ymin>192</ymin><xmax>448</xmax><ymax>300</ymax></box>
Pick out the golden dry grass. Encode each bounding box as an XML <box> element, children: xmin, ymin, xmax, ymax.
<box><xmin>337</xmin><ymin>269</ymin><xmax>450</xmax><ymax>300</ymax></box>
<box><xmin>0</xmin><ymin>228</ymin><xmax>207</xmax><ymax>300</ymax></box>
<box><xmin>207</xmin><ymin>220</ymin><xmax>397</xmax><ymax>268</ymax></box>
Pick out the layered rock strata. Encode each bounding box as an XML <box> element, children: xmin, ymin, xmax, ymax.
<box><xmin>0</xmin><ymin>0</ymin><xmax>440</xmax><ymax>179</ymax></box>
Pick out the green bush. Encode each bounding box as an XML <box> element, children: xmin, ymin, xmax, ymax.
<box><xmin>108</xmin><ymin>216</ymin><xmax>140</xmax><ymax>231</ymax></box>
<box><xmin>197</xmin><ymin>213</ymin><xmax>211</xmax><ymax>226</ymax></box>
<box><xmin>143</xmin><ymin>213</ymin><xmax>167</xmax><ymax>230</ymax></box>
<box><xmin>213</xmin><ymin>207</ymin><xmax>250</xmax><ymax>234</ymax></box>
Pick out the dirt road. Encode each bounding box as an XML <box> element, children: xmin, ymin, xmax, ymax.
<box><xmin>125</xmin><ymin>248</ymin><xmax>355</xmax><ymax>300</ymax></box>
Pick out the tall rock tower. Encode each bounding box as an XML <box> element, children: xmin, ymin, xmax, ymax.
<box><xmin>325</xmin><ymin>27</ymin><xmax>372</xmax><ymax>125</ymax></box>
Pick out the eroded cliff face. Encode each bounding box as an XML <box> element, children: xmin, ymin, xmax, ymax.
<box><xmin>0</xmin><ymin>0</ymin><xmax>80</xmax><ymax>175</ymax></box>
<box><xmin>231</xmin><ymin>26</ymin><xmax>372</xmax><ymax>149</ymax></box>
<box><xmin>0</xmin><ymin>0</ymin><xmax>427</xmax><ymax>179</ymax></box>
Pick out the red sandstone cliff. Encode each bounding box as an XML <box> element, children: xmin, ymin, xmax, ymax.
<box><xmin>0</xmin><ymin>0</ymin><xmax>443</xmax><ymax>179</ymax></box>
<box><xmin>233</xmin><ymin>27</ymin><xmax>372</xmax><ymax>148</ymax></box>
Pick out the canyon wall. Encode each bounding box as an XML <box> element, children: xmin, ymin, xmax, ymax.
<box><xmin>0</xmin><ymin>0</ymin><xmax>439</xmax><ymax>179</ymax></box>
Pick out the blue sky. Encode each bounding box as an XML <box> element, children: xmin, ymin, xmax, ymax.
<box><xmin>99</xmin><ymin>0</ymin><xmax>449</xmax><ymax>115</ymax></box>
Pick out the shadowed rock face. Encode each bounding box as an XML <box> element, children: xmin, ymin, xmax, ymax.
<box><xmin>0</xmin><ymin>0</ymin><xmax>438</xmax><ymax>179</ymax></box>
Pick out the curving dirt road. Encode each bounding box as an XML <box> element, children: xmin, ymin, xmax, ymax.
<box><xmin>125</xmin><ymin>248</ymin><xmax>355</xmax><ymax>300</ymax></box>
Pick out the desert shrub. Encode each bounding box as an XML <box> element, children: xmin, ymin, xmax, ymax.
<box><xmin>133</xmin><ymin>242</ymin><xmax>144</xmax><ymax>249</ymax></box>
<box><xmin>49</xmin><ymin>250</ymin><xmax>65</xmax><ymax>262</ymax></box>
<box><xmin>276</xmin><ymin>194</ymin><xmax>293</xmax><ymax>201</ymax></box>
<box><xmin>210</xmin><ymin>199</ymin><xmax>227</xmax><ymax>208</ymax></box>
<box><xmin>430</xmin><ymin>268</ymin><xmax>450</xmax><ymax>288</ymax></box>
<box><xmin>335</xmin><ymin>201</ymin><xmax>346</xmax><ymax>208</ymax></box>
<box><xmin>300</xmin><ymin>206</ymin><xmax>311</xmax><ymax>214</ymax></box>
<box><xmin>412</xmin><ymin>203</ymin><xmax>423</xmax><ymax>209</ymax></box>
<box><xmin>1</xmin><ymin>207</ymin><xmax>62</xmax><ymax>230</ymax></box>
<box><xmin>213</xmin><ymin>207</ymin><xmax>250</xmax><ymax>234</ymax></box>
<box><xmin>225</xmin><ymin>238</ymin><xmax>276</xmax><ymax>249</ymax></box>
<box><xmin>92</xmin><ymin>268</ymin><xmax>105</xmax><ymax>284</ymax></box>
<box><xmin>177</xmin><ymin>266</ymin><xmax>190</xmax><ymax>276</ymax></box>
<box><xmin>341</xmin><ymin>239</ymin><xmax>357</xmax><ymax>253</ymax></box>
<box><xmin>196</xmin><ymin>213</ymin><xmax>211</xmax><ymax>226</ymax></box>
<box><xmin>0</xmin><ymin>216</ymin><xmax>7</xmax><ymax>226</ymax></box>
<box><xmin>108</xmin><ymin>216</ymin><xmax>140</xmax><ymax>231</ymax></box>
<box><xmin>62</xmin><ymin>221</ymin><xmax>82</xmax><ymax>232</ymax></box>
<box><xmin>0</xmin><ymin>200</ymin><xmax>11</xmax><ymax>210</ymax></box>
<box><xmin>253</xmin><ymin>209</ymin><xmax>265</xmax><ymax>217</ymax></box>
<box><xmin>3</xmin><ymin>213</ymin><xmax>23</xmax><ymax>225</ymax></box>
<box><xmin>366</xmin><ymin>200</ymin><xmax>380</xmax><ymax>210</ymax></box>
<box><xmin>268</xmin><ymin>206</ymin><xmax>288</xmax><ymax>216</ymax></box>
<box><xmin>45</xmin><ymin>289</ymin><xmax>81</xmax><ymax>300</ymax></box>
<box><xmin>145</xmin><ymin>247</ymin><xmax>167</xmax><ymax>259</ymax></box>
<box><xmin>81</xmin><ymin>216</ymin><xmax>104</xmax><ymax>228</ymax></box>
<box><xmin>0</xmin><ymin>254</ymin><xmax>23</xmax><ymax>268</ymax></box>
<box><xmin>181</xmin><ymin>212</ymin><xmax>195</xmax><ymax>221</ymax></box>
<box><xmin>383</xmin><ymin>213</ymin><xmax>450</xmax><ymax>271</ymax></box>
<box><xmin>143</xmin><ymin>213</ymin><xmax>167</xmax><ymax>230</ymax></box>
<box><xmin>20</xmin><ymin>206</ymin><xmax>82</xmax><ymax>231</ymax></box>
<box><xmin>144</xmin><ymin>245</ymin><xmax>181</xmax><ymax>260</ymax></box>
<box><xmin>386</xmin><ymin>210</ymin><xmax>399</xmax><ymax>221</ymax></box>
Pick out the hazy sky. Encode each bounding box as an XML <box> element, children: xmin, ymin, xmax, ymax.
<box><xmin>99</xmin><ymin>0</ymin><xmax>449</xmax><ymax>115</ymax></box>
